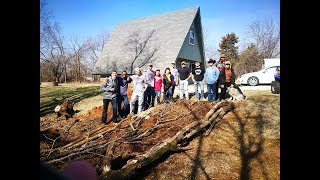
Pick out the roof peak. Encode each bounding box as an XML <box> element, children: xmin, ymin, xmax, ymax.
<box><xmin>118</xmin><ymin>6</ymin><xmax>199</xmax><ymax>25</ymax></box>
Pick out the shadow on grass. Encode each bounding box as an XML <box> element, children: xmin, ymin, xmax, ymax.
<box><xmin>126</xmin><ymin>100</ymin><xmax>211</xmax><ymax>180</ymax></box>
<box><xmin>221</xmin><ymin>107</ymin><xmax>270</xmax><ymax>180</ymax></box>
<box><xmin>184</xmin><ymin>102</ymin><xmax>211</xmax><ymax>180</ymax></box>
<box><xmin>40</xmin><ymin>86</ymin><xmax>101</xmax><ymax>117</ymax></box>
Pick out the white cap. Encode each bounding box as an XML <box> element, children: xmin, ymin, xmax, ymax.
<box><xmin>134</xmin><ymin>67</ymin><xmax>141</xmax><ymax>72</ymax></box>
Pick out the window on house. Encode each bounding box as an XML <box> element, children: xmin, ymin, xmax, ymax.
<box><xmin>189</xmin><ymin>30</ymin><xmax>195</xmax><ymax>45</ymax></box>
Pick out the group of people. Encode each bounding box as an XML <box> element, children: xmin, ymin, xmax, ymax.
<box><xmin>99</xmin><ymin>63</ymin><xmax>181</xmax><ymax>124</ymax></box>
<box><xmin>100</xmin><ymin>54</ymin><xmax>245</xmax><ymax>124</ymax></box>
<box><xmin>190</xmin><ymin>54</ymin><xmax>245</xmax><ymax>103</ymax></box>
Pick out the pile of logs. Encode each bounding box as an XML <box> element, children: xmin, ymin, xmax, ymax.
<box><xmin>41</xmin><ymin>100</ymin><xmax>234</xmax><ymax>179</ymax></box>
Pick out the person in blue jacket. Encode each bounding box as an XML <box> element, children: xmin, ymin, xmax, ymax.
<box><xmin>274</xmin><ymin>67</ymin><xmax>280</xmax><ymax>82</ymax></box>
<box><xmin>204</xmin><ymin>59</ymin><xmax>220</xmax><ymax>102</ymax></box>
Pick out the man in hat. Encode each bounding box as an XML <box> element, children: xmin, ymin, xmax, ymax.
<box><xmin>192</xmin><ymin>60</ymin><xmax>205</xmax><ymax>100</ymax></box>
<box><xmin>177</xmin><ymin>61</ymin><xmax>192</xmax><ymax>99</ymax></box>
<box><xmin>217</xmin><ymin>54</ymin><xmax>226</xmax><ymax>72</ymax></box>
<box><xmin>220</xmin><ymin>53</ymin><xmax>226</xmax><ymax>60</ymax></box>
<box><xmin>216</xmin><ymin>53</ymin><xmax>226</xmax><ymax>100</ymax></box>
<box><xmin>170</xmin><ymin>62</ymin><xmax>179</xmax><ymax>97</ymax></box>
<box><xmin>204</xmin><ymin>59</ymin><xmax>219</xmax><ymax>102</ymax></box>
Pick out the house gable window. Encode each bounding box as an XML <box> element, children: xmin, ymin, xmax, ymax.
<box><xmin>189</xmin><ymin>30</ymin><xmax>195</xmax><ymax>45</ymax></box>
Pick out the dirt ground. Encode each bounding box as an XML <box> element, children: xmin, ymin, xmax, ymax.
<box><xmin>40</xmin><ymin>86</ymin><xmax>280</xmax><ymax>180</ymax></box>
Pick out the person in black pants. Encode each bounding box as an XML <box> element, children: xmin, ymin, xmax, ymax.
<box><xmin>215</xmin><ymin>54</ymin><xmax>226</xmax><ymax>100</ymax></box>
<box><xmin>219</xmin><ymin>61</ymin><xmax>245</xmax><ymax>100</ymax></box>
<box><xmin>100</xmin><ymin>70</ymin><xmax>119</xmax><ymax>124</ymax></box>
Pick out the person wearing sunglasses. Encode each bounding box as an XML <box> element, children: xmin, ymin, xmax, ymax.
<box><xmin>177</xmin><ymin>61</ymin><xmax>192</xmax><ymax>99</ymax></box>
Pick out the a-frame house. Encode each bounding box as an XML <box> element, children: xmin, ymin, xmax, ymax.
<box><xmin>93</xmin><ymin>7</ymin><xmax>205</xmax><ymax>75</ymax></box>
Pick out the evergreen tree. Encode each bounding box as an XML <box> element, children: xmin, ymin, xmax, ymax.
<box><xmin>218</xmin><ymin>33</ymin><xmax>239</xmax><ymax>61</ymax></box>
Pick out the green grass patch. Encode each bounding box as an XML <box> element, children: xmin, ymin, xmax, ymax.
<box><xmin>40</xmin><ymin>85</ymin><xmax>101</xmax><ymax>116</ymax></box>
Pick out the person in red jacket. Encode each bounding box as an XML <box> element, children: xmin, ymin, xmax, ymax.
<box><xmin>154</xmin><ymin>69</ymin><xmax>163</xmax><ymax>105</ymax></box>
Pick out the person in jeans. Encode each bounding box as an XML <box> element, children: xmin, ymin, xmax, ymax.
<box><xmin>192</xmin><ymin>60</ymin><xmax>205</xmax><ymax>100</ymax></box>
<box><xmin>100</xmin><ymin>70</ymin><xmax>119</xmax><ymax>124</ymax></box>
<box><xmin>163</xmin><ymin>67</ymin><xmax>175</xmax><ymax>102</ymax></box>
<box><xmin>169</xmin><ymin>62</ymin><xmax>179</xmax><ymax>98</ymax></box>
<box><xmin>143</xmin><ymin>64</ymin><xmax>156</xmax><ymax>110</ymax></box>
<box><xmin>130</xmin><ymin>67</ymin><xmax>147</xmax><ymax>115</ymax></box>
<box><xmin>177</xmin><ymin>61</ymin><xmax>192</xmax><ymax>99</ymax></box>
<box><xmin>117</xmin><ymin>71</ymin><xmax>132</xmax><ymax>118</ymax></box>
<box><xmin>204</xmin><ymin>59</ymin><xmax>219</xmax><ymax>102</ymax></box>
<box><xmin>154</xmin><ymin>69</ymin><xmax>163</xmax><ymax>105</ymax></box>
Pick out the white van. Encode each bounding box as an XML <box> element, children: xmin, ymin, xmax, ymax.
<box><xmin>236</xmin><ymin>58</ymin><xmax>280</xmax><ymax>86</ymax></box>
<box><xmin>262</xmin><ymin>58</ymin><xmax>280</xmax><ymax>69</ymax></box>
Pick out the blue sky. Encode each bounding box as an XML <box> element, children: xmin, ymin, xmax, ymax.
<box><xmin>46</xmin><ymin>0</ymin><xmax>279</xmax><ymax>57</ymax></box>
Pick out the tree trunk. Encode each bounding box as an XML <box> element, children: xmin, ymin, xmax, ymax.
<box><xmin>64</xmin><ymin>63</ymin><xmax>67</xmax><ymax>83</ymax></box>
<box><xmin>54</xmin><ymin>100</ymin><xmax>75</xmax><ymax>120</ymax></box>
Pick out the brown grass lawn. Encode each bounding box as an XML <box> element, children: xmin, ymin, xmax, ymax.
<box><xmin>141</xmin><ymin>91</ymin><xmax>280</xmax><ymax>180</ymax></box>
<box><xmin>40</xmin><ymin>82</ymin><xmax>280</xmax><ymax>180</ymax></box>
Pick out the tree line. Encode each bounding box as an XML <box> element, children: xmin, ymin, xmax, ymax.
<box><xmin>40</xmin><ymin>0</ymin><xmax>109</xmax><ymax>83</ymax></box>
<box><xmin>217</xmin><ymin>18</ymin><xmax>280</xmax><ymax>76</ymax></box>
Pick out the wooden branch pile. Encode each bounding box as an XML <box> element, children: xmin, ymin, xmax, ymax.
<box><xmin>40</xmin><ymin>100</ymin><xmax>234</xmax><ymax>179</ymax></box>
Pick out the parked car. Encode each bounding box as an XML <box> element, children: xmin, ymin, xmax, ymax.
<box><xmin>236</xmin><ymin>65</ymin><xmax>280</xmax><ymax>86</ymax></box>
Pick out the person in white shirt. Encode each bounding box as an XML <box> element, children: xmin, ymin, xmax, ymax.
<box><xmin>130</xmin><ymin>67</ymin><xmax>147</xmax><ymax>115</ymax></box>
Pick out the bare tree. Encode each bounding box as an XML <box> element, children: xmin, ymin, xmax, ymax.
<box><xmin>202</xmin><ymin>28</ymin><xmax>219</xmax><ymax>61</ymax></box>
<box><xmin>124</xmin><ymin>30</ymin><xmax>159</xmax><ymax>74</ymax></box>
<box><xmin>40</xmin><ymin>0</ymin><xmax>52</xmax><ymax>28</ymax></box>
<box><xmin>40</xmin><ymin>22</ymin><xmax>68</xmax><ymax>83</ymax></box>
<box><xmin>246</xmin><ymin>17</ymin><xmax>280</xmax><ymax>58</ymax></box>
<box><xmin>40</xmin><ymin>0</ymin><xmax>107</xmax><ymax>83</ymax></box>
<box><xmin>86</xmin><ymin>31</ymin><xmax>110</xmax><ymax>73</ymax></box>
<box><xmin>67</xmin><ymin>35</ymin><xmax>91</xmax><ymax>82</ymax></box>
<box><xmin>234</xmin><ymin>44</ymin><xmax>263</xmax><ymax>76</ymax></box>
<box><xmin>40</xmin><ymin>0</ymin><xmax>54</xmax><ymax>53</ymax></box>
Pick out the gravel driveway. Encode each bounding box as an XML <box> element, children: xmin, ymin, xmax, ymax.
<box><xmin>237</xmin><ymin>85</ymin><xmax>271</xmax><ymax>91</ymax></box>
